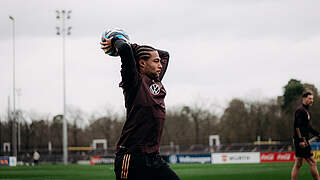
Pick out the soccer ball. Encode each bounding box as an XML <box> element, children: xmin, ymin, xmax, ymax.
<box><xmin>102</xmin><ymin>28</ymin><xmax>130</xmax><ymax>56</ymax></box>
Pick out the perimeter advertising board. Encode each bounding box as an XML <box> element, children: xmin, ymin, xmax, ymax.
<box><xmin>169</xmin><ymin>154</ymin><xmax>211</xmax><ymax>164</ymax></box>
<box><xmin>211</xmin><ymin>152</ymin><xmax>260</xmax><ymax>164</ymax></box>
<box><xmin>313</xmin><ymin>151</ymin><xmax>320</xmax><ymax>162</ymax></box>
<box><xmin>0</xmin><ymin>156</ymin><xmax>16</xmax><ymax>166</ymax></box>
<box><xmin>260</xmin><ymin>152</ymin><xmax>295</xmax><ymax>162</ymax></box>
<box><xmin>90</xmin><ymin>156</ymin><xmax>114</xmax><ymax>165</ymax></box>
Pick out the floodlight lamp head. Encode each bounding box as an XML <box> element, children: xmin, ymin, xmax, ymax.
<box><xmin>67</xmin><ymin>10</ymin><xmax>71</xmax><ymax>19</ymax></box>
<box><xmin>56</xmin><ymin>10</ymin><xmax>60</xmax><ymax>19</ymax></box>
<box><xmin>56</xmin><ymin>27</ymin><xmax>60</xmax><ymax>35</ymax></box>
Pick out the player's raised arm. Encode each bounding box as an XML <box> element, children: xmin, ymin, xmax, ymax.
<box><xmin>113</xmin><ymin>39</ymin><xmax>139</xmax><ymax>89</ymax></box>
<box><xmin>100</xmin><ymin>28</ymin><xmax>138</xmax><ymax>89</ymax></box>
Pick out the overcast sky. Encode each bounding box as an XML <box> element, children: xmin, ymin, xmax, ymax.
<box><xmin>1</xmin><ymin>0</ymin><xmax>320</xmax><ymax>120</ymax></box>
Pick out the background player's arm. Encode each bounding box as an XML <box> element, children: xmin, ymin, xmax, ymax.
<box><xmin>294</xmin><ymin>109</ymin><xmax>307</xmax><ymax>148</ymax></box>
<box><xmin>296</xmin><ymin>128</ymin><xmax>307</xmax><ymax>148</ymax></box>
<box><xmin>296</xmin><ymin>128</ymin><xmax>303</xmax><ymax>139</ymax></box>
<box><xmin>157</xmin><ymin>49</ymin><xmax>169</xmax><ymax>81</ymax></box>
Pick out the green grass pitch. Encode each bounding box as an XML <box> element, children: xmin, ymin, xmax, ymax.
<box><xmin>0</xmin><ymin>162</ymin><xmax>317</xmax><ymax>180</ymax></box>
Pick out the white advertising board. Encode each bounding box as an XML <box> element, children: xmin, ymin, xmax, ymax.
<box><xmin>211</xmin><ymin>152</ymin><xmax>260</xmax><ymax>164</ymax></box>
<box><xmin>9</xmin><ymin>156</ymin><xmax>17</xmax><ymax>166</ymax></box>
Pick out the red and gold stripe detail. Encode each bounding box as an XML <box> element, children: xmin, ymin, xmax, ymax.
<box><xmin>121</xmin><ymin>154</ymin><xmax>131</xmax><ymax>179</ymax></box>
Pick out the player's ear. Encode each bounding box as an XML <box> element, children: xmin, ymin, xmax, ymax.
<box><xmin>139</xmin><ymin>59</ymin><xmax>145</xmax><ymax>68</ymax></box>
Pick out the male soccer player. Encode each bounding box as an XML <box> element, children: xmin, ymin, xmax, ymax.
<box><xmin>291</xmin><ymin>91</ymin><xmax>320</xmax><ymax>180</ymax></box>
<box><xmin>100</xmin><ymin>37</ymin><xmax>180</xmax><ymax>180</ymax></box>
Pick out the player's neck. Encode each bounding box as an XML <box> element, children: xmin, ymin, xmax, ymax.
<box><xmin>302</xmin><ymin>103</ymin><xmax>309</xmax><ymax>109</ymax></box>
<box><xmin>144</xmin><ymin>73</ymin><xmax>160</xmax><ymax>82</ymax></box>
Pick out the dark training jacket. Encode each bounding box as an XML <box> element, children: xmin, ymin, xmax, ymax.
<box><xmin>293</xmin><ymin>104</ymin><xmax>319</xmax><ymax>142</ymax></box>
<box><xmin>114</xmin><ymin>39</ymin><xmax>169</xmax><ymax>154</ymax></box>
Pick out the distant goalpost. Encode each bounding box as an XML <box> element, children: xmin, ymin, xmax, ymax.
<box><xmin>209</xmin><ymin>135</ymin><xmax>220</xmax><ymax>153</ymax></box>
<box><xmin>92</xmin><ymin>139</ymin><xmax>107</xmax><ymax>150</ymax></box>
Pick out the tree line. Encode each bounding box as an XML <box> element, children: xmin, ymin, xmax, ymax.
<box><xmin>0</xmin><ymin>79</ymin><xmax>319</xmax><ymax>153</ymax></box>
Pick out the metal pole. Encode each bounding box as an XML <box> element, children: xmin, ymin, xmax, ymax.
<box><xmin>16</xmin><ymin>89</ymin><xmax>22</xmax><ymax>153</ymax></box>
<box><xmin>56</xmin><ymin>10</ymin><xmax>71</xmax><ymax>165</ymax></box>
<box><xmin>58</xmin><ymin>10</ymin><xmax>68</xmax><ymax>165</ymax></box>
<box><xmin>17</xmin><ymin>114</ymin><xmax>20</xmax><ymax>152</ymax></box>
<box><xmin>62</xmin><ymin>11</ymin><xmax>68</xmax><ymax>166</ymax></box>
<box><xmin>9</xmin><ymin>16</ymin><xmax>17</xmax><ymax>158</ymax></box>
<box><xmin>7</xmin><ymin>96</ymin><xmax>11</xmax><ymax>155</ymax></box>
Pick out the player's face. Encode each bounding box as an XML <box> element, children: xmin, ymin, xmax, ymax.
<box><xmin>304</xmin><ymin>95</ymin><xmax>314</xmax><ymax>106</ymax></box>
<box><xmin>143</xmin><ymin>51</ymin><xmax>162</xmax><ymax>77</ymax></box>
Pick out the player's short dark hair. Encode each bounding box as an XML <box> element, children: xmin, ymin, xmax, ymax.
<box><xmin>132</xmin><ymin>45</ymin><xmax>156</xmax><ymax>61</ymax></box>
<box><xmin>302</xmin><ymin>91</ymin><xmax>313</xmax><ymax>98</ymax></box>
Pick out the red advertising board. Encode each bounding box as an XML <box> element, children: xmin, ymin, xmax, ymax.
<box><xmin>90</xmin><ymin>156</ymin><xmax>101</xmax><ymax>165</ymax></box>
<box><xmin>260</xmin><ymin>152</ymin><xmax>295</xmax><ymax>162</ymax></box>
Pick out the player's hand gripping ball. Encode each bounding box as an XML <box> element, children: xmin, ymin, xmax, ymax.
<box><xmin>101</xmin><ymin>28</ymin><xmax>130</xmax><ymax>56</ymax></box>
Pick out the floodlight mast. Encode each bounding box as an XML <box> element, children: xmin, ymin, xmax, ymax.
<box><xmin>56</xmin><ymin>10</ymin><xmax>72</xmax><ymax>165</ymax></box>
<box><xmin>9</xmin><ymin>15</ymin><xmax>17</xmax><ymax>158</ymax></box>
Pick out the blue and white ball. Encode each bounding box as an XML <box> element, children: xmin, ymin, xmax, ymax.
<box><xmin>102</xmin><ymin>28</ymin><xmax>130</xmax><ymax>56</ymax></box>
